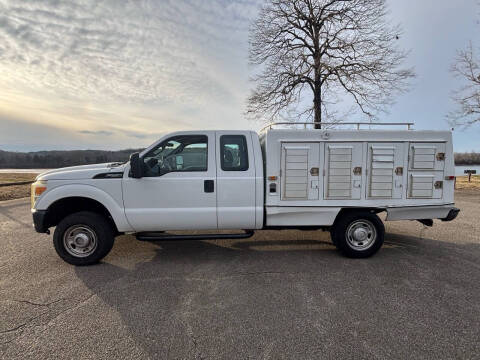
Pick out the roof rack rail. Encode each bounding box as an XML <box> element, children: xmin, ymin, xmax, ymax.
<box><xmin>259</xmin><ymin>122</ymin><xmax>415</xmax><ymax>132</ymax></box>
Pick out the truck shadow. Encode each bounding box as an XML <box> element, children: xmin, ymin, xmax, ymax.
<box><xmin>74</xmin><ymin>232</ymin><xmax>480</xmax><ymax>358</ymax></box>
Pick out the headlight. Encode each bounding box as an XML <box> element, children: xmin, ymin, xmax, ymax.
<box><xmin>31</xmin><ymin>180</ymin><xmax>47</xmax><ymax>208</ymax></box>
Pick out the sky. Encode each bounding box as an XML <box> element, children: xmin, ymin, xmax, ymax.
<box><xmin>0</xmin><ymin>0</ymin><xmax>479</xmax><ymax>152</ymax></box>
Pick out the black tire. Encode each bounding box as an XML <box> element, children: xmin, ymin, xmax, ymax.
<box><xmin>53</xmin><ymin>211</ymin><xmax>115</xmax><ymax>266</ymax></box>
<box><xmin>331</xmin><ymin>211</ymin><xmax>384</xmax><ymax>258</ymax></box>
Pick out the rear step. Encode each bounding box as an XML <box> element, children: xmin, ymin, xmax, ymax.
<box><xmin>136</xmin><ymin>230</ymin><xmax>255</xmax><ymax>241</ymax></box>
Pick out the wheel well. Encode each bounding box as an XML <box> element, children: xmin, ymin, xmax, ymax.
<box><xmin>45</xmin><ymin>197</ymin><xmax>118</xmax><ymax>233</ymax></box>
<box><xmin>333</xmin><ymin>208</ymin><xmax>385</xmax><ymax>225</ymax></box>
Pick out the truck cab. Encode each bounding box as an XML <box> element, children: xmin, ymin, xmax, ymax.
<box><xmin>123</xmin><ymin>130</ymin><xmax>264</xmax><ymax>231</ymax></box>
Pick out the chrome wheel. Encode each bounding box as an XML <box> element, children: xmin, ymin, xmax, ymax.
<box><xmin>346</xmin><ymin>220</ymin><xmax>377</xmax><ymax>250</ymax></box>
<box><xmin>63</xmin><ymin>225</ymin><xmax>98</xmax><ymax>258</ymax></box>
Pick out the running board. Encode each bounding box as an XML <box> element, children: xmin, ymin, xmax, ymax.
<box><xmin>136</xmin><ymin>230</ymin><xmax>255</xmax><ymax>242</ymax></box>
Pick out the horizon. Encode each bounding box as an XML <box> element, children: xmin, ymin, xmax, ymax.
<box><xmin>2</xmin><ymin>140</ymin><xmax>480</xmax><ymax>154</ymax></box>
<box><xmin>0</xmin><ymin>147</ymin><xmax>480</xmax><ymax>154</ymax></box>
<box><xmin>1</xmin><ymin>0</ymin><xmax>480</xmax><ymax>152</ymax></box>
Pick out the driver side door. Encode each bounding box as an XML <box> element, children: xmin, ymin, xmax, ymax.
<box><xmin>122</xmin><ymin>132</ymin><xmax>217</xmax><ymax>231</ymax></box>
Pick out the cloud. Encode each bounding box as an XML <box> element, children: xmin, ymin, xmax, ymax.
<box><xmin>80</xmin><ymin>127</ymin><xmax>166</xmax><ymax>140</ymax></box>
<box><xmin>0</xmin><ymin>110</ymin><xmax>166</xmax><ymax>151</ymax></box>
<box><xmin>77</xmin><ymin>128</ymin><xmax>166</xmax><ymax>140</ymax></box>
<box><xmin>0</xmin><ymin>0</ymin><xmax>479</xmax><ymax>153</ymax></box>
<box><xmin>0</xmin><ymin>0</ymin><xmax>260</xmax><ymax>108</ymax></box>
<box><xmin>0</xmin><ymin>112</ymin><xmax>95</xmax><ymax>151</ymax></box>
<box><xmin>0</xmin><ymin>0</ymin><xmax>263</xmax><ymax>150</ymax></box>
<box><xmin>78</xmin><ymin>130</ymin><xmax>114</xmax><ymax>136</ymax></box>
<box><xmin>114</xmin><ymin>129</ymin><xmax>152</xmax><ymax>139</ymax></box>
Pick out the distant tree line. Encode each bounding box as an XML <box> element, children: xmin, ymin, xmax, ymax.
<box><xmin>454</xmin><ymin>152</ymin><xmax>480</xmax><ymax>165</ymax></box>
<box><xmin>0</xmin><ymin>149</ymin><xmax>478</xmax><ymax>168</ymax></box>
<box><xmin>0</xmin><ymin>149</ymin><xmax>142</xmax><ymax>169</ymax></box>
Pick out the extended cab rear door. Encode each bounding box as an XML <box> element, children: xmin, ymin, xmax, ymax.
<box><xmin>215</xmin><ymin>131</ymin><xmax>257</xmax><ymax>229</ymax></box>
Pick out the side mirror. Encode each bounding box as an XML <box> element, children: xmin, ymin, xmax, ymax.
<box><xmin>129</xmin><ymin>152</ymin><xmax>143</xmax><ymax>178</ymax></box>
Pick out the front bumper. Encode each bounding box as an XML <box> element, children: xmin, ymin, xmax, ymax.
<box><xmin>32</xmin><ymin>209</ymin><xmax>49</xmax><ymax>233</ymax></box>
<box><xmin>441</xmin><ymin>207</ymin><xmax>460</xmax><ymax>222</ymax></box>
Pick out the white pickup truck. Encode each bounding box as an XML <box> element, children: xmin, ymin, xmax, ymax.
<box><xmin>31</xmin><ymin>123</ymin><xmax>459</xmax><ymax>265</ymax></box>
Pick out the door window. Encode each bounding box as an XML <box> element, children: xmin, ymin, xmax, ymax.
<box><xmin>220</xmin><ymin>135</ymin><xmax>249</xmax><ymax>171</ymax></box>
<box><xmin>143</xmin><ymin>135</ymin><xmax>207</xmax><ymax>177</ymax></box>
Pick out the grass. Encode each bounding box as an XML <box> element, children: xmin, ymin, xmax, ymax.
<box><xmin>0</xmin><ymin>173</ymin><xmax>38</xmax><ymax>184</ymax></box>
<box><xmin>0</xmin><ymin>173</ymin><xmax>37</xmax><ymax>202</ymax></box>
<box><xmin>455</xmin><ymin>175</ymin><xmax>480</xmax><ymax>190</ymax></box>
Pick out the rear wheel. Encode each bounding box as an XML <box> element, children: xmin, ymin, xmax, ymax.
<box><xmin>331</xmin><ymin>211</ymin><xmax>384</xmax><ymax>258</ymax></box>
<box><xmin>53</xmin><ymin>211</ymin><xmax>115</xmax><ymax>266</ymax></box>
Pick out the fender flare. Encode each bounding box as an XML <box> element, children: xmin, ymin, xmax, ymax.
<box><xmin>36</xmin><ymin>184</ymin><xmax>133</xmax><ymax>232</ymax></box>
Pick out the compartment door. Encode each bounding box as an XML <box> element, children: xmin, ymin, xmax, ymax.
<box><xmin>367</xmin><ymin>143</ymin><xmax>405</xmax><ymax>199</ymax></box>
<box><xmin>407</xmin><ymin>142</ymin><xmax>446</xmax><ymax>199</ymax></box>
<box><xmin>280</xmin><ymin>143</ymin><xmax>319</xmax><ymax>200</ymax></box>
<box><xmin>408</xmin><ymin>143</ymin><xmax>446</xmax><ymax>171</ymax></box>
<box><xmin>324</xmin><ymin>143</ymin><xmax>363</xmax><ymax>200</ymax></box>
<box><xmin>407</xmin><ymin>172</ymin><xmax>444</xmax><ymax>199</ymax></box>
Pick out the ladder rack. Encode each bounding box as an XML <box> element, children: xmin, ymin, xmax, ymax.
<box><xmin>259</xmin><ymin>122</ymin><xmax>415</xmax><ymax>132</ymax></box>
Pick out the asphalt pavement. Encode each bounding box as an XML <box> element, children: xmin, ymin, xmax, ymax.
<box><xmin>1</xmin><ymin>191</ymin><xmax>479</xmax><ymax>359</ymax></box>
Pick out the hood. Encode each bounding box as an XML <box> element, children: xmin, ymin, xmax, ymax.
<box><xmin>37</xmin><ymin>162</ymin><xmax>126</xmax><ymax>181</ymax></box>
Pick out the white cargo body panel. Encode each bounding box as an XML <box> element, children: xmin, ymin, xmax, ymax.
<box><xmin>261</xmin><ymin>128</ymin><xmax>455</xmax><ymax>227</ymax></box>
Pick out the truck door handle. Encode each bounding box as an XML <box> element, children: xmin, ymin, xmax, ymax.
<box><xmin>204</xmin><ymin>180</ymin><xmax>214</xmax><ymax>193</ymax></box>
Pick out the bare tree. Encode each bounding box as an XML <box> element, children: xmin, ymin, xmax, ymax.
<box><xmin>248</xmin><ymin>0</ymin><xmax>415</xmax><ymax>128</ymax></box>
<box><xmin>449</xmin><ymin>42</ymin><xmax>480</xmax><ymax>126</ymax></box>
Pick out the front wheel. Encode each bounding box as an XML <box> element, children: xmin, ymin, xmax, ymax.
<box><xmin>53</xmin><ymin>211</ymin><xmax>115</xmax><ymax>266</ymax></box>
<box><xmin>331</xmin><ymin>211</ymin><xmax>385</xmax><ymax>258</ymax></box>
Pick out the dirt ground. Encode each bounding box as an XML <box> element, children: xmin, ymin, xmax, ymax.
<box><xmin>0</xmin><ymin>173</ymin><xmax>37</xmax><ymax>202</ymax></box>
